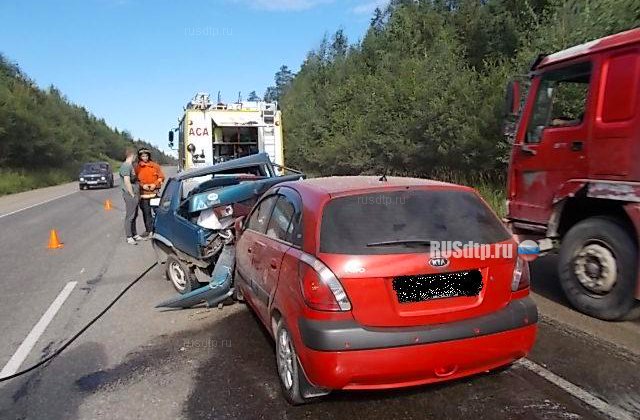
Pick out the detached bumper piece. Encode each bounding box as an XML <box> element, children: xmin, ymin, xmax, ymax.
<box><xmin>156</xmin><ymin>245</ymin><xmax>235</xmax><ymax>309</ymax></box>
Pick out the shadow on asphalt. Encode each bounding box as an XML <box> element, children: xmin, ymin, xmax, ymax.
<box><xmin>0</xmin><ymin>306</ymin><xmax>602</xmax><ymax>420</ymax></box>
<box><xmin>0</xmin><ymin>342</ymin><xmax>107</xmax><ymax>420</ymax></box>
<box><xmin>179</xmin><ymin>308</ymin><xmax>521</xmax><ymax>420</ymax></box>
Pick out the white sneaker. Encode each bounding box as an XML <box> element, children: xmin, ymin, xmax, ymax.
<box><xmin>132</xmin><ymin>235</ymin><xmax>144</xmax><ymax>241</ymax></box>
<box><xmin>126</xmin><ymin>237</ymin><xmax>138</xmax><ymax>245</ymax></box>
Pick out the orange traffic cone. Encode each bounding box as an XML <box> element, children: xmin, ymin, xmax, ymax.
<box><xmin>104</xmin><ymin>199</ymin><xmax>113</xmax><ymax>211</ymax></box>
<box><xmin>47</xmin><ymin>229</ymin><xmax>64</xmax><ymax>249</ymax></box>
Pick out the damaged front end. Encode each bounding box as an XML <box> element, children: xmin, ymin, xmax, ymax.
<box><xmin>152</xmin><ymin>153</ymin><xmax>304</xmax><ymax>309</ymax></box>
<box><xmin>156</xmin><ymin>244</ymin><xmax>236</xmax><ymax>309</ymax></box>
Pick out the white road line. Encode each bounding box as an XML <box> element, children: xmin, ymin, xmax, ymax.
<box><xmin>518</xmin><ymin>358</ymin><xmax>636</xmax><ymax>420</ymax></box>
<box><xmin>0</xmin><ymin>190</ymin><xmax>77</xmax><ymax>220</ymax></box>
<box><xmin>0</xmin><ymin>281</ymin><xmax>77</xmax><ymax>379</ymax></box>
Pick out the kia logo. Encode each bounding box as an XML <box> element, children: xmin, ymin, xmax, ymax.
<box><xmin>429</xmin><ymin>257</ymin><xmax>449</xmax><ymax>268</ymax></box>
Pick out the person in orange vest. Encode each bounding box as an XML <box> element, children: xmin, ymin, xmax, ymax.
<box><xmin>135</xmin><ymin>148</ymin><xmax>165</xmax><ymax>238</ymax></box>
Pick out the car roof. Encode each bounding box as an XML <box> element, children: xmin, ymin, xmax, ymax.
<box><xmin>280</xmin><ymin>176</ymin><xmax>469</xmax><ymax>198</ymax></box>
<box><xmin>175</xmin><ymin>153</ymin><xmax>274</xmax><ymax>181</ymax></box>
<box><xmin>538</xmin><ymin>28</ymin><xmax>640</xmax><ymax>69</ymax></box>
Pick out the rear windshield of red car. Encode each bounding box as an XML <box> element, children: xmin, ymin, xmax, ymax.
<box><xmin>319</xmin><ymin>189</ymin><xmax>511</xmax><ymax>255</ymax></box>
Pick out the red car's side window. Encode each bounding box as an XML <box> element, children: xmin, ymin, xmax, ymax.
<box><xmin>266</xmin><ymin>196</ymin><xmax>295</xmax><ymax>243</ymax></box>
<box><xmin>246</xmin><ymin>195</ymin><xmax>278</xmax><ymax>234</ymax></box>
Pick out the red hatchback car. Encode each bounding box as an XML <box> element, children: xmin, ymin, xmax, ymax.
<box><xmin>235</xmin><ymin>176</ymin><xmax>537</xmax><ymax>404</ymax></box>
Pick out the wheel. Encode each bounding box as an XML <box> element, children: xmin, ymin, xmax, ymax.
<box><xmin>559</xmin><ymin>217</ymin><xmax>640</xmax><ymax>320</ymax></box>
<box><xmin>79</xmin><ymin>184</ymin><xmax>85</xmax><ymax>190</ymax></box>
<box><xmin>165</xmin><ymin>255</ymin><xmax>200</xmax><ymax>294</ymax></box>
<box><xmin>274</xmin><ymin>319</ymin><xmax>327</xmax><ymax>405</ymax></box>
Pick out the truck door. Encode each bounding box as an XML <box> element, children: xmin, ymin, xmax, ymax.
<box><xmin>508</xmin><ymin>61</ymin><xmax>592</xmax><ymax>225</ymax></box>
<box><xmin>590</xmin><ymin>50</ymin><xmax>640</xmax><ymax>179</ymax></box>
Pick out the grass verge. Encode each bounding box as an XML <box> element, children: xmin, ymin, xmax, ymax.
<box><xmin>0</xmin><ymin>168</ymin><xmax>75</xmax><ymax>196</ymax></box>
<box><xmin>429</xmin><ymin>170</ymin><xmax>507</xmax><ymax>218</ymax></box>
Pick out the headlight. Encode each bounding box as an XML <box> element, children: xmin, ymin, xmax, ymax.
<box><xmin>101</xmin><ymin>176</ymin><xmax>106</xmax><ymax>180</ymax></box>
<box><xmin>79</xmin><ymin>177</ymin><xmax>85</xmax><ymax>182</ymax></box>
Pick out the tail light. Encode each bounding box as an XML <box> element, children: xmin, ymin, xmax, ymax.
<box><xmin>299</xmin><ymin>253</ymin><xmax>351</xmax><ymax>311</ymax></box>
<box><xmin>511</xmin><ymin>258</ymin><xmax>531</xmax><ymax>291</ymax></box>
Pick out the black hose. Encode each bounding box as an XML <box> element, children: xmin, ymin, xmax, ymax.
<box><xmin>0</xmin><ymin>262</ymin><xmax>158</xmax><ymax>382</ymax></box>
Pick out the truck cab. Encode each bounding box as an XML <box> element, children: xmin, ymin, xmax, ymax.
<box><xmin>505</xmin><ymin>28</ymin><xmax>640</xmax><ymax>320</ymax></box>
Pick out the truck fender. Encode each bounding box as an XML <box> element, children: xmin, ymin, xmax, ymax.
<box><xmin>623</xmin><ymin>203</ymin><xmax>640</xmax><ymax>300</ymax></box>
<box><xmin>547</xmin><ymin>180</ymin><xmax>588</xmax><ymax>237</ymax></box>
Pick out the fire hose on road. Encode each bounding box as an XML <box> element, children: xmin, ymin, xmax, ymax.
<box><xmin>0</xmin><ymin>262</ymin><xmax>158</xmax><ymax>382</ymax></box>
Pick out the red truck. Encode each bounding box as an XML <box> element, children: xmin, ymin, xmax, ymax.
<box><xmin>504</xmin><ymin>28</ymin><xmax>640</xmax><ymax>321</ymax></box>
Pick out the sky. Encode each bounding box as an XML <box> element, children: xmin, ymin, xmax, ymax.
<box><xmin>0</xmin><ymin>0</ymin><xmax>388</xmax><ymax>155</ymax></box>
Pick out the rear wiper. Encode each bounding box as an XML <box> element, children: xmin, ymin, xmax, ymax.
<box><xmin>366</xmin><ymin>239</ymin><xmax>433</xmax><ymax>247</ymax></box>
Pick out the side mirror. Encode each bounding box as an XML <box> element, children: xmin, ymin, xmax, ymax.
<box><xmin>503</xmin><ymin>80</ymin><xmax>521</xmax><ymax>119</ymax></box>
<box><xmin>168</xmin><ymin>130</ymin><xmax>174</xmax><ymax>148</ymax></box>
<box><xmin>502</xmin><ymin>79</ymin><xmax>526</xmax><ymax>144</ymax></box>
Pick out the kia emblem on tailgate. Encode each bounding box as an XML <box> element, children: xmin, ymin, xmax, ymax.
<box><xmin>429</xmin><ymin>257</ymin><xmax>449</xmax><ymax>268</ymax></box>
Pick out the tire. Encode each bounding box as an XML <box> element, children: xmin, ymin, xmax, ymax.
<box><xmin>165</xmin><ymin>255</ymin><xmax>199</xmax><ymax>294</ymax></box>
<box><xmin>79</xmin><ymin>184</ymin><xmax>85</xmax><ymax>190</ymax></box>
<box><xmin>558</xmin><ymin>216</ymin><xmax>640</xmax><ymax>320</ymax></box>
<box><xmin>274</xmin><ymin>319</ymin><xmax>327</xmax><ymax>405</ymax></box>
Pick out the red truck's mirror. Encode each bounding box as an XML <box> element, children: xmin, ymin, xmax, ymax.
<box><xmin>503</xmin><ymin>79</ymin><xmax>521</xmax><ymax>118</ymax></box>
<box><xmin>502</xmin><ymin>78</ymin><xmax>527</xmax><ymax>143</ymax></box>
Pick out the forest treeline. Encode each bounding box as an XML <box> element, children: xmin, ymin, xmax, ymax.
<box><xmin>277</xmin><ymin>0</ymin><xmax>640</xmax><ymax>179</ymax></box>
<box><xmin>0</xmin><ymin>55</ymin><xmax>174</xmax><ymax>193</ymax></box>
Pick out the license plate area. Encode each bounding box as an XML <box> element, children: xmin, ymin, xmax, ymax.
<box><xmin>392</xmin><ymin>270</ymin><xmax>483</xmax><ymax>303</ymax></box>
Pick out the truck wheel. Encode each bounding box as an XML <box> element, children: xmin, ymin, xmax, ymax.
<box><xmin>559</xmin><ymin>217</ymin><xmax>639</xmax><ymax>320</ymax></box>
<box><xmin>274</xmin><ymin>319</ymin><xmax>326</xmax><ymax>405</ymax></box>
<box><xmin>165</xmin><ymin>255</ymin><xmax>199</xmax><ymax>294</ymax></box>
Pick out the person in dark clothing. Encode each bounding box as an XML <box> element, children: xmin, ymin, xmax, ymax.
<box><xmin>120</xmin><ymin>149</ymin><xmax>142</xmax><ymax>245</ymax></box>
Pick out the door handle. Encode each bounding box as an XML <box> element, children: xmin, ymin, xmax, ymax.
<box><xmin>270</xmin><ymin>259</ymin><xmax>278</xmax><ymax>270</ymax></box>
<box><xmin>571</xmin><ymin>141</ymin><xmax>583</xmax><ymax>151</ymax></box>
<box><xmin>520</xmin><ymin>145</ymin><xmax>537</xmax><ymax>156</ymax></box>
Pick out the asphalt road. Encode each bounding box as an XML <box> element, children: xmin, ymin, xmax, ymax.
<box><xmin>0</xmin><ymin>173</ymin><xmax>639</xmax><ymax>420</ymax></box>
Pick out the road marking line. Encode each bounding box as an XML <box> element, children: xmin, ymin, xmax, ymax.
<box><xmin>0</xmin><ymin>191</ymin><xmax>77</xmax><ymax>219</ymax></box>
<box><xmin>519</xmin><ymin>358</ymin><xmax>636</xmax><ymax>420</ymax></box>
<box><xmin>0</xmin><ymin>281</ymin><xmax>77</xmax><ymax>379</ymax></box>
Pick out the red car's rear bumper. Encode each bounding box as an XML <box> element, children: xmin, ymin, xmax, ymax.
<box><xmin>296</xmin><ymin>297</ymin><xmax>537</xmax><ymax>390</ymax></box>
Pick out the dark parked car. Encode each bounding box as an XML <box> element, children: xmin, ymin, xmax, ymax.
<box><xmin>79</xmin><ymin>162</ymin><xmax>114</xmax><ymax>189</ymax></box>
<box><xmin>234</xmin><ymin>176</ymin><xmax>537</xmax><ymax>404</ymax></box>
<box><xmin>152</xmin><ymin>153</ymin><xmax>304</xmax><ymax>298</ymax></box>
